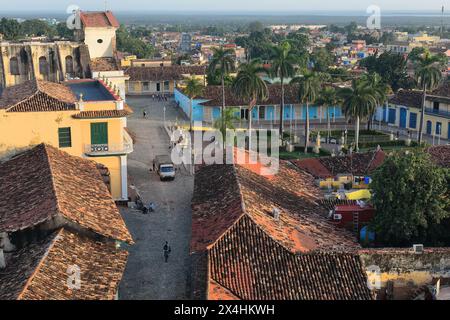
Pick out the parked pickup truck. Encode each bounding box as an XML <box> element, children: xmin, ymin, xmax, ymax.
<box><xmin>153</xmin><ymin>155</ymin><xmax>175</xmax><ymax>181</ymax></box>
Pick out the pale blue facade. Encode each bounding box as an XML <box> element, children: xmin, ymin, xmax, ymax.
<box><xmin>174</xmin><ymin>88</ymin><xmax>344</xmax><ymax>122</ymax></box>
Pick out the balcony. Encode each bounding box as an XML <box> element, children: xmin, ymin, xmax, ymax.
<box><xmin>84</xmin><ymin>130</ymin><xmax>134</xmax><ymax>156</ymax></box>
<box><xmin>425</xmin><ymin>108</ymin><xmax>450</xmax><ymax>119</ymax></box>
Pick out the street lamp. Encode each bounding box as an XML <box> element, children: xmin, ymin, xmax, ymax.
<box><xmin>163</xmin><ymin>106</ymin><xmax>166</xmax><ymax>126</ymax></box>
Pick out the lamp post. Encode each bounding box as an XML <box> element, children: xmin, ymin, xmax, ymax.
<box><xmin>163</xmin><ymin>106</ymin><xmax>166</xmax><ymax>127</ymax></box>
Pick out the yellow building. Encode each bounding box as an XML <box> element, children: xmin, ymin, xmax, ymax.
<box><xmin>0</xmin><ymin>78</ymin><xmax>133</xmax><ymax>201</ymax></box>
<box><xmin>385</xmin><ymin>82</ymin><xmax>450</xmax><ymax>140</ymax></box>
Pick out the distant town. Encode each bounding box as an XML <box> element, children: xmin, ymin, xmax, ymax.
<box><xmin>0</xmin><ymin>3</ymin><xmax>449</xmax><ymax>305</ymax></box>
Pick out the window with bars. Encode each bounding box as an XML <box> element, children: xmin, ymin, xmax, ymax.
<box><xmin>58</xmin><ymin>127</ymin><xmax>72</xmax><ymax>148</ymax></box>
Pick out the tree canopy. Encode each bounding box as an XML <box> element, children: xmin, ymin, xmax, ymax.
<box><xmin>370</xmin><ymin>151</ymin><xmax>450</xmax><ymax>246</ymax></box>
<box><xmin>116</xmin><ymin>25</ymin><xmax>155</xmax><ymax>59</ymax></box>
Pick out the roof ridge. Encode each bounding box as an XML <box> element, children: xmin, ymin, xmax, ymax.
<box><xmin>16</xmin><ymin>229</ymin><xmax>63</xmax><ymax>300</ymax></box>
<box><xmin>5</xmin><ymin>79</ymin><xmax>40</xmax><ymax>111</ymax></box>
<box><xmin>206</xmin><ymin>164</ymin><xmax>246</xmax><ymax>251</ymax></box>
<box><xmin>41</xmin><ymin>144</ymin><xmax>64</xmax><ymax>219</ymax></box>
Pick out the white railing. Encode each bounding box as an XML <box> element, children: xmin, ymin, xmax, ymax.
<box><xmin>84</xmin><ymin>130</ymin><xmax>134</xmax><ymax>156</ymax></box>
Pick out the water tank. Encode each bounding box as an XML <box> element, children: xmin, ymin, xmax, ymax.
<box><xmin>360</xmin><ymin>226</ymin><xmax>375</xmax><ymax>243</ymax></box>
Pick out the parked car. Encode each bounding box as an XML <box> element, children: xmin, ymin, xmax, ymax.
<box><xmin>153</xmin><ymin>155</ymin><xmax>175</xmax><ymax>181</ymax></box>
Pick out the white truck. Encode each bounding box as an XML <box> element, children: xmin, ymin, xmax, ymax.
<box><xmin>153</xmin><ymin>155</ymin><xmax>176</xmax><ymax>181</ymax></box>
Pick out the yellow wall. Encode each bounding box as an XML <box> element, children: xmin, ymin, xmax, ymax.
<box><xmin>0</xmin><ymin>109</ymin><xmax>127</xmax><ymax>199</ymax></box>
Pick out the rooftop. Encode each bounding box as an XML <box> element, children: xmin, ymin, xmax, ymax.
<box><xmin>191</xmin><ymin>160</ymin><xmax>370</xmax><ymax>300</ymax></box>
<box><xmin>65</xmin><ymin>80</ymin><xmax>118</xmax><ymax>101</ymax></box>
<box><xmin>125</xmin><ymin>65</ymin><xmax>206</xmax><ymax>82</ymax></box>
<box><xmin>0</xmin><ymin>228</ymin><xmax>128</xmax><ymax>300</ymax></box>
<box><xmin>185</xmin><ymin>84</ymin><xmax>301</xmax><ymax>107</ymax></box>
<box><xmin>292</xmin><ymin>150</ymin><xmax>386</xmax><ymax>178</ymax></box>
<box><xmin>0</xmin><ymin>144</ymin><xmax>133</xmax><ymax>244</ymax></box>
<box><xmin>79</xmin><ymin>11</ymin><xmax>120</xmax><ymax>29</ymax></box>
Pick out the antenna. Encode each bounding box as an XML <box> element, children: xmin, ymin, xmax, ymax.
<box><xmin>104</xmin><ymin>0</ymin><xmax>108</xmax><ymax>11</ymax></box>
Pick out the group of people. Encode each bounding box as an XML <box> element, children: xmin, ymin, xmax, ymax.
<box><xmin>151</xmin><ymin>94</ymin><xmax>169</xmax><ymax>102</ymax></box>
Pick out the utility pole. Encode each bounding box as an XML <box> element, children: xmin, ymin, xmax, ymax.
<box><xmin>441</xmin><ymin>5</ymin><xmax>445</xmax><ymax>39</ymax></box>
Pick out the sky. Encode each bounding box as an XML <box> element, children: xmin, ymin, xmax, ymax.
<box><xmin>0</xmin><ymin>0</ymin><xmax>448</xmax><ymax>13</ymax></box>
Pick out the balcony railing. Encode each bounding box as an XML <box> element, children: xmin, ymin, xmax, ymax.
<box><xmin>84</xmin><ymin>130</ymin><xmax>134</xmax><ymax>156</ymax></box>
<box><xmin>425</xmin><ymin>108</ymin><xmax>450</xmax><ymax>118</ymax></box>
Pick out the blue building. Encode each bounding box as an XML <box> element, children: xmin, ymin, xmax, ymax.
<box><xmin>175</xmin><ymin>84</ymin><xmax>344</xmax><ymax>125</ymax></box>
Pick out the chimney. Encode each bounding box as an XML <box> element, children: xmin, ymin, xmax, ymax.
<box><xmin>0</xmin><ymin>249</ymin><xmax>5</xmax><ymax>269</ymax></box>
<box><xmin>272</xmin><ymin>207</ymin><xmax>280</xmax><ymax>221</ymax></box>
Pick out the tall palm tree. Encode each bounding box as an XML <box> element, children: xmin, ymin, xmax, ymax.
<box><xmin>232</xmin><ymin>60</ymin><xmax>269</xmax><ymax>150</ymax></box>
<box><xmin>361</xmin><ymin>73</ymin><xmax>390</xmax><ymax>131</ymax></box>
<box><xmin>316</xmin><ymin>86</ymin><xmax>339</xmax><ymax>142</ymax></box>
<box><xmin>338</xmin><ymin>79</ymin><xmax>377</xmax><ymax>152</ymax></box>
<box><xmin>291</xmin><ymin>72</ymin><xmax>322</xmax><ymax>153</ymax></box>
<box><xmin>271</xmin><ymin>41</ymin><xmax>297</xmax><ymax>137</ymax></box>
<box><xmin>184</xmin><ymin>77</ymin><xmax>204</xmax><ymax>132</ymax></box>
<box><xmin>213</xmin><ymin>108</ymin><xmax>240</xmax><ymax>140</ymax></box>
<box><xmin>411</xmin><ymin>49</ymin><xmax>447</xmax><ymax>144</ymax></box>
<box><xmin>208</xmin><ymin>47</ymin><xmax>235</xmax><ymax>134</ymax></box>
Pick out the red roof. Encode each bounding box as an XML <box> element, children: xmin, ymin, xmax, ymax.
<box><xmin>80</xmin><ymin>11</ymin><xmax>120</xmax><ymax>28</ymax></box>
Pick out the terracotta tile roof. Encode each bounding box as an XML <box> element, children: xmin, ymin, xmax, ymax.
<box><xmin>0</xmin><ymin>144</ymin><xmax>133</xmax><ymax>244</ymax></box>
<box><xmin>0</xmin><ymin>228</ymin><xmax>128</xmax><ymax>300</ymax></box>
<box><xmin>292</xmin><ymin>150</ymin><xmax>386</xmax><ymax>178</ymax></box>
<box><xmin>388</xmin><ymin>90</ymin><xmax>423</xmax><ymax>109</ymax></box>
<box><xmin>90</xmin><ymin>57</ymin><xmax>121</xmax><ymax>72</ymax></box>
<box><xmin>125</xmin><ymin>65</ymin><xmax>206</xmax><ymax>82</ymax></box>
<box><xmin>72</xmin><ymin>108</ymin><xmax>133</xmax><ymax>119</ymax></box>
<box><xmin>191</xmin><ymin>161</ymin><xmax>358</xmax><ymax>255</ymax></box>
<box><xmin>427</xmin><ymin>145</ymin><xmax>450</xmax><ymax>168</ymax></box>
<box><xmin>190</xmin><ymin>158</ymin><xmax>372</xmax><ymax>300</ymax></box>
<box><xmin>430</xmin><ymin>80</ymin><xmax>450</xmax><ymax>98</ymax></box>
<box><xmin>80</xmin><ymin>11</ymin><xmax>120</xmax><ymax>28</ymax></box>
<box><xmin>0</xmin><ymin>79</ymin><xmax>77</xmax><ymax>112</ymax></box>
<box><xmin>292</xmin><ymin>158</ymin><xmax>331</xmax><ymax>178</ymax></box>
<box><xmin>189</xmin><ymin>84</ymin><xmax>301</xmax><ymax>107</ymax></box>
<box><xmin>208</xmin><ymin>215</ymin><xmax>372</xmax><ymax>300</ymax></box>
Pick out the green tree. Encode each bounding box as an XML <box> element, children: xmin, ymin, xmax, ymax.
<box><xmin>270</xmin><ymin>41</ymin><xmax>297</xmax><ymax>137</ymax></box>
<box><xmin>360</xmin><ymin>72</ymin><xmax>390</xmax><ymax>131</ymax></box>
<box><xmin>370</xmin><ymin>151</ymin><xmax>450</xmax><ymax>246</ymax></box>
<box><xmin>184</xmin><ymin>77</ymin><xmax>204</xmax><ymax>132</ymax></box>
<box><xmin>21</xmin><ymin>19</ymin><xmax>56</xmax><ymax>38</ymax></box>
<box><xmin>310</xmin><ymin>47</ymin><xmax>334</xmax><ymax>72</ymax></box>
<box><xmin>0</xmin><ymin>18</ymin><xmax>22</xmax><ymax>40</ymax></box>
<box><xmin>360</xmin><ymin>51</ymin><xmax>414</xmax><ymax>92</ymax></box>
<box><xmin>291</xmin><ymin>72</ymin><xmax>322</xmax><ymax>153</ymax></box>
<box><xmin>410</xmin><ymin>49</ymin><xmax>448</xmax><ymax>144</ymax></box>
<box><xmin>208</xmin><ymin>47</ymin><xmax>235</xmax><ymax>134</ymax></box>
<box><xmin>232</xmin><ymin>59</ymin><xmax>269</xmax><ymax>150</ymax></box>
<box><xmin>316</xmin><ymin>86</ymin><xmax>340</xmax><ymax>141</ymax></box>
<box><xmin>338</xmin><ymin>79</ymin><xmax>377</xmax><ymax>151</ymax></box>
<box><xmin>213</xmin><ymin>108</ymin><xmax>240</xmax><ymax>140</ymax></box>
<box><xmin>116</xmin><ymin>25</ymin><xmax>154</xmax><ymax>59</ymax></box>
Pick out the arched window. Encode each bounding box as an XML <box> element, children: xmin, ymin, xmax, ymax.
<box><xmin>39</xmin><ymin>56</ymin><xmax>48</xmax><ymax>75</ymax></box>
<box><xmin>65</xmin><ymin>56</ymin><xmax>74</xmax><ymax>74</ymax></box>
<box><xmin>9</xmin><ymin>57</ymin><xmax>20</xmax><ymax>75</ymax></box>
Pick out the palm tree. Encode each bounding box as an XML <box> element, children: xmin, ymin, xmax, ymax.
<box><xmin>338</xmin><ymin>79</ymin><xmax>377</xmax><ymax>152</ymax></box>
<box><xmin>291</xmin><ymin>72</ymin><xmax>322</xmax><ymax>153</ymax></box>
<box><xmin>232</xmin><ymin>60</ymin><xmax>269</xmax><ymax>150</ymax></box>
<box><xmin>316</xmin><ymin>86</ymin><xmax>339</xmax><ymax>142</ymax></box>
<box><xmin>411</xmin><ymin>49</ymin><xmax>447</xmax><ymax>144</ymax></box>
<box><xmin>361</xmin><ymin>73</ymin><xmax>390</xmax><ymax>131</ymax></box>
<box><xmin>208</xmin><ymin>47</ymin><xmax>235</xmax><ymax>134</ymax></box>
<box><xmin>271</xmin><ymin>41</ymin><xmax>297</xmax><ymax>137</ymax></box>
<box><xmin>184</xmin><ymin>77</ymin><xmax>204</xmax><ymax>132</ymax></box>
<box><xmin>213</xmin><ymin>108</ymin><xmax>240</xmax><ymax>140</ymax></box>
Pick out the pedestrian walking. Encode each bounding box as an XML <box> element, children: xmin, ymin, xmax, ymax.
<box><xmin>163</xmin><ymin>241</ymin><xmax>171</xmax><ymax>263</ymax></box>
<box><xmin>143</xmin><ymin>110</ymin><xmax>147</xmax><ymax>119</ymax></box>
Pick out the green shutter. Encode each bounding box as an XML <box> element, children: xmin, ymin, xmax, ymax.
<box><xmin>90</xmin><ymin>122</ymin><xmax>108</xmax><ymax>145</ymax></box>
<box><xmin>58</xmin><ymin>127</ymin><xmax>72</xmax><ymax>148</ymax></box>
